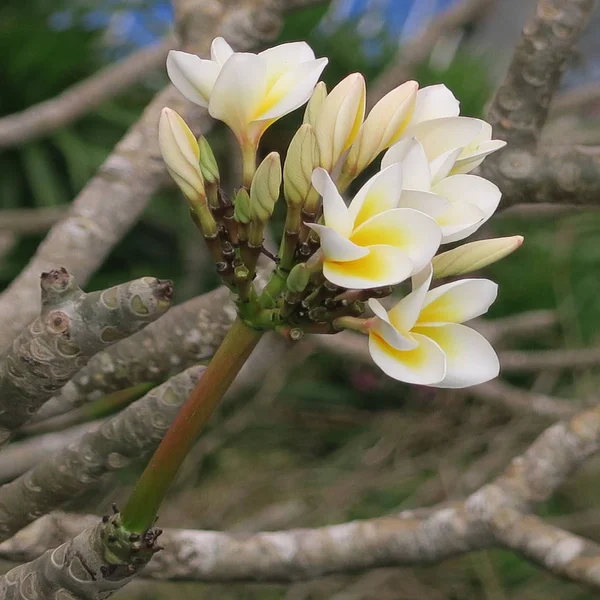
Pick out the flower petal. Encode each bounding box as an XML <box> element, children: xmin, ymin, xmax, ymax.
<box><xmin>397</xmin><ymin>190</ymin><xmax>450</xmax><ymax>218</ymax></box>
<box><xmin>167</xmin><ymin>50</ymin><xmax>220</xmax><ymax>107</ymax></box>
<box><xmin>323</xmin><ymin>245</ymin><xmax>413</xmax><ymax>289</ymax></box>
<box><xmin>418</xmin><ymin>278</ymin><xmax>498</xmax><ymax>325</ymax></box>
<box><xmin>259</xmin><ymin>42</ymin><xmax>316</xmax><ymax>87</ymax></box>
<box><xmin>348</xmin><ymin>163</ymin><xmax>403</xmax><ymax>228</ymax></box>
<box><xmin>368</xmin><ymin>299</ymin><xmax>417</xmax><ymax>350</ymax></box>
<box><xmin>368</xmin><ymin>332</ymin><xmax>446</xmax><ymax>385</ymax></box>
<box><xmin>210</xmin><ymin>37</ymin><xmax>234</xmax><ymax>66</ymax></box>
<box><xmin>414</xmin><ymin>324</ymin><xmax>499</xmax><ymax>388</ymax></box>
<box><xmin>387</xmin><ymin>264</ymin><xmax>433</xmax><ymax>334</ymax></box>
<box><xmin>208</xmin><ymin>53</ymin><xmax>267</xmax><ymax>138</ymax></box>
<box><xmin>430</xmin><ymin>148</ymin><xmax>462</xmax><ymax>183</ymax></box>
<box><xmin>311</xmin><ymin>168</ymin><xmax>353</xmax><ymax>236</ymax></box>
<box><xmin>409</xmin><ymin>84</ymin><xmax>460</xmax><ymax>127</ymax></box>
<box><xmin>350</xmin><ymin>208</ymin><xmax>441</xmax><ymax>273</ymax></box>
<box><xmin>256</xmin><ymin>58</ymin><xmax>329</xmax><ymax>121</ymax></box>
<box><xmin>307</xmin><ymin>223</ymin><xmax>368</xmax><ymax>262</ymax></box>
<box><xmin>437</xmin><ymin>202</ymin><xmax>485</xmax><ymax>242</ymax></box>
<box><xmin>412</xmin><ymin>117</ymin><xmax>483</xmax><ymax>162</ymax></box>
<box><xmin>452</xmin><ymin>140</ymin><xmax>507</xmax><ymax>174</ymax></box>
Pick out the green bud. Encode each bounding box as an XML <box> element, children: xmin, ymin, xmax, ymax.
<box><xmin>233</xmin><ymin>188</ymin><xmax>252</xmax><ymax>225</ymax></box>
<box><xmin>284</xmin><ymin>124</ymin><xmax>319</xmax><ymax>208</ymax></box>
<box><xmin>197</xmin><ymin>135</ymin><xmax>220</xmax><ymax>186</ymax></box>
<box><xmin>303</xmin><ymin>81</ymin><xmax>327</xmax><ymax>128</ymax></box>
<box><xmin>250</xmin><ymin>152</ymin><xmax>282</xmax><ymax>222</ymax></box>
<box><xmin>432</xmin><ymin>235</ymin><xmax>524</xmax><ymax>278</ymax></box>
<box><xmin>286</xmin><ymin>264</ymin><xmax>310</xmax><ymax>293</ymax></box>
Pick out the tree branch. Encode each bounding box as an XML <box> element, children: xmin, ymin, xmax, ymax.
<box><xmin>0</xmin><ymin>269</ymin><xmax>172</xmax><ymax>444</ymax></box>
<box><xmin>0</xmin><ymin>206</ymin><xmax>69</xmax><ymax>234</ymax></box>
<box><xmin>0</xmin><ymin>38</ymin><xmax>174</xmax><ymax>149</ymax></box>
<box><xmin>500</xmin><ymin>346</ymin><xmax>600</xmax><ymax>372</ymax></box>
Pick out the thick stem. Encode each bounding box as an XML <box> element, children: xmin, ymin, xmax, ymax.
<box><xmin>121</xmin><ymin>317</ymin><xmax>262</xmax><ymax>533</ymax></box>
<box><xmin>241</xmin><ymin>143</ymin><xmax>258</xmax><ymax>189</ymax></box>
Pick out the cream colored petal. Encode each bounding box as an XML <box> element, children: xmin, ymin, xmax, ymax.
<box><xmin>259</xmin><ymin>42</ymin><xmax>316</xmax><ymax>87</ymax></box>
<box><xmin>350</xmin><ymin>208</ymin><xmax>441</xmax><ymax>274</ymax></box>
<box><xmin>451</xmin><ymin>140</ymin><xmax>507</xmax><ymax>174</ymax></box>
<box><xmin>256</xmin><ymin>58</ymin><xmax>329</xmax><ymax>121</ymax></box>
<box><xmin>311</xmin><ymin>168</ymin><xmax>353</xmax><ymax>236</ymax></box>
<box><xmin>412</xmin><ymin>117</ymin><xmax>483</xmax><ymax>162</ymax></box>
<box><xmin>210</xmin><ymin>37</ymin><xmax>234</xmax><ymax>66</ymax></box>
<box><xmin>418</xmin><ymin>278</ymin><xmax>498</xmax><ymax>325</ymax></box>
<box><xmin>368</xmin><ymin>332</ymin><xmax>446</xmax><ymax>385</ymax></box>
<box><xmin>208</xmin><ymin>53</ymin><xmax>267</xmax><ymax>139</ymax></box>
<box><xmin>166</xmin><ymin>50</ymin><xmax>220</xmax><ymax>107</ymax></box>
<box><xmin>430</xmin><ymin>148</ymin><xmax>462</xmax><ymax>183</ymax></box>
<box><xmin>437</xmin><ymin>203</ymin><xmax>485</xmax><ymax>242</ymax></box>
<box><xmin>368</xmin><ymin>299</ymin><xmax>417</xmax><ymax>351</ymax></box>
<box><xmin>387</xmin><ymin>264</ymin><xmax>433</xmax><ymax>334</ymax></box>
<box><xmin>414</xmin><ymin>324</ymin><xmax>499</xmax><ymax>388</ymax></box>
<box><xmin>409</xmin><ymin>84</ymin><xmax>460</xmax><ymax>126</ymax></box>
<box><xmin>348</xmin><ymin>163</ymin><xmax>403</xmax><ymax>228</ymax></box>
<box><xmin>306</xmin><ymin>223</ymin><xmax>368</xmax><ymax>262</ymax></box>
<box><xmin>323</xmin><ymin>245</ymin><xmax>413</xmax><ymax>289</ymax></box>
<box><xmin>397</xmin><ymin>190</ymin><xmax>450</xmax><ymax>218</ymax></box>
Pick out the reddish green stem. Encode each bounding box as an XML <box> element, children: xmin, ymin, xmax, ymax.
<box><xmin>121</xmin><ymin>317</ymin><xmax>263</xmax><ymax>533</ymax></box>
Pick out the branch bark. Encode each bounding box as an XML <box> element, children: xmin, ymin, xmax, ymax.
<box><xmin>0</xmin><ymin>366</ymin><xmax>204</xmax><ymax>543</ymax></box>
<box><xmin>0</xmin><ymin>269</ymin><xmax>172</xmax><ymax>444</ymax></box>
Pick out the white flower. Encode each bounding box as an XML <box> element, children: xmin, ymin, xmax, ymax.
<box><xmin>382</xmin><ymin>139</ymin><xmax>501</xmax><ymax>243</ymax></box>
<box><xmin>368</xmin><ymin>266</ymin><xmax>499</xmax><ymax>388</ymax></box>
<box><xmin>167</xmin><ymin>37</ymin><xmax>328</xmax><ymax>145</ymax></box>
<box><xmin>407</xmin><ymin>116</ymin><xmax>506</xmax><ymax>174</ymax></box>
<box><xmin>307</xmin><ymin>166</ymin><xmax>441</xmax><ymax>289</ymax></box>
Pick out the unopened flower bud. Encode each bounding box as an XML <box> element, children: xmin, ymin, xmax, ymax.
<box><xmin>233</xmin><ymin>188</ymin><xmax>252</xmax><ymax>225</ymax></box>
<box><xmin>287</xmin><ymin>264</ymin><xmax>311</xmax><ymax>293</ymax></box>
<box><xmin>197</xmin><ymin>135</ymin><xmax>220</xmax><ymax>186</ymax></box>
<box><xmin>303</xmin><ymin>81</ymin><xmax>327</xmax><ymax>127</ymax></box>
<box><xmin>314</xmin><ymin>74</ymin><xmax>365</xmax><ymax>171</ymax></box>
<box><xmin>343</xmin><ymin>81</ymin><xmax>418</xmax><ymax>178</ymax></box>
<box><xmin>250</xmin><ymin>152</ymin><xmax>282</xmax><ymax>222</ymax></box>
<box><xmin>432</xmin><ymin>236</ymin><xmax>524</xmax><ymax>279</ymax></box>
<box><xmin>158</xmin><ymin>107</ymin><xmax>206</xmax><ymax>204</ymax></box>
<box><xmin>283</xmin><ymin>124</ymin><xmax>320</xmax><ymax>208</ymax></box>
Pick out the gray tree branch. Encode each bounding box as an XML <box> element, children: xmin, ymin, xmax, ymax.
<box><xmin>0</xmin><ymin>269</ymin><xmax>172</xmax><ymax>444</ymax></box>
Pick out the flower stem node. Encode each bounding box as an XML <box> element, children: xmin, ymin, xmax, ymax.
<box><xmin>250</xmin><ymin>152</ymin><xmax>282</xmax><ymax>222</ymax></box>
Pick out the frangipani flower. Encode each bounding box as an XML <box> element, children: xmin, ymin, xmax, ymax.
<box><xmin>167</xmin><ymin>37</ymin><xmax>327</xmax><ymax>146</ymax></box>
<box><xmin>368</xmin><ymin>267</ymin><xmax>499</xmax><ymax>387</ymax></box>
<box><xmin>382</xmin><ymin>139</ymin><xmax>501</xmax><ymax>243</ymax></box>
<box><xmin>308</xmin><ymin>166</ymin><xmax>441</xmax><ymax>289</ymax></box>
<box><xmin>408</xmin><ymin>116</ymin><xmax>506</xmax><ymax>174</ymax></box>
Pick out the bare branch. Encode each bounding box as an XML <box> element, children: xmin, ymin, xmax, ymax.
<box><xmin>0</xmin><ymin>206</ymin><xmax>68</xmax><ymax>234</ymax></box>
<box><xmin>0</xmin><ymin>38</ymin><xmax>174</xmax><ymax>149</ymax></box>
<box><xmin>550</xmin><ymin>82</ymin><xmax>600</xmax><ymax>115</ymax></box>
<box><xmin>0</xmin><ymin>366</ymin><xmax>204</xmax><ymax>543</ymax></box>
<box><xmin>500</xmin><ymin>346</ymin><xmax>600</xmax><ymax>372</ymax></box>
<box><xmin>0</xmin><ymin>269</ymin><xmax>172</xmax><ymax>444</ymax></box>
<box><xmin>369</xmin><ymin>0</ymin><xmax>494</xmax><ymax>104</ymax></box>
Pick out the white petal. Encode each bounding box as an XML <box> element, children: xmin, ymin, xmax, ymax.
<box><xmin>259</xmin><ymin>42</ymin><xmax>316</xmax><ymax>85</ymax></box>
<box><xmin>414</xmin><ymin>324</ymin><xmax>499</xmax><ymax>388</ymax></box>
<box><xmin>311</xmin><ymin>168</ymin><xmax>353</xmax><ymax>236</ymax></box>
<box><xmin>167</xmin><ymin>50</ymin><xmax>220</xmax><ymax>107</ymax></box>
<box><xmin>400</xmin><ymin>140</ymin><xmax>432</xmax><ymax>190</ymax></box>
<box><xmin>306</xmin><ymin>223</ymin><xmax>368</xmax><ymax>262</ymax></box>
<box><xmin>452</xmin><ymin>140</ymin><xmax>507</xmax><ymax>174</ymax></box>
<box><xmin>210</xmin><ymin>37</ymin><xmax>234</xmax><ymax>66</ymax></box>
<box><xmin>368</xmin><ymin>299</ymin><xmax>417</xmax><ymax>351</ymax></box>
<box><xmin>386</xmin><ymin>264</ymin><xmax>433</xmax><ymax>334</ymax></box>
<box><xmin>380</xmin><ymin>138</ymin><xmax>413</xmax><ymax>170</ymax></box>
<box><xmin>437</xmin><ymin>203</ymin><xmax>486</xmax><ymax>243</ymax></box>
<box><xmin>257</xmin><ymin>58</ymin><xmax>329</xmax><ymax>121</ymax></box>
<box><xmin>350</xmin><ymin>208</ymin><xmax>441</xmax><ymax>274</ymax></box>
<box><xmin>418</xmin><ymin>278</ymin><xmax>498</xmax><ymax>325</ymax></box>
<box><xmin>430</xmin><ymin>148</ymin><xmax>462</xmax><ymax>183</ymax></box>
<box><xmin>323</xmin><ymin>245</ymin><xmax>413</xmax><ymax>289</ymax></box>
<box><xmin>409</xmin><ymin>84</ymin><xmax>460</xmax><ymax>127</ymax></box>
<box><xmin>412</xmin><ymin>117</ymin><xmax>483</xmax><ymax>162</ymax></box>
<box><xmin>348</xmin><ymin>163</ymin><xmax>403</xmax><ymax>228</ymax></box>
<box><xmin>368</xmin><ymin>332</ymin><xmax>446</xmax><ymax>385</ymax></box>
<box><xmin>398</xmin><ymin>190</ymin><xmax>450</xmax><ymax>218</ymax></box>
<box><xmin>208</xmin><ymin>53</ymin><xmax>267</xmax><ymax>138</ymax></box>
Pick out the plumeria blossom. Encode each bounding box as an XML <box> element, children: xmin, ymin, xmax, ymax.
<box><xmin>382</xmin><ymin>139</ymin><xmax>501</xmax><ymax>243</ymax></box>
<box><xmin>167</xmin><ymin>37</ymin><xmax>327</xmax><ymax>145</ymax></box>
<box><xmin>406</xmin><ymin>116</ymin><xmax>507</xmax><ymax>174</ymax></box>
<box><xmin>367</xmin><ymin>266</ymin><xmax>499</xmax><ymax>387</ymax></box>
<box><xmin>307</xmin><ymin>166</ymin><xmax>442</xmax><ymax>289</ymax></box>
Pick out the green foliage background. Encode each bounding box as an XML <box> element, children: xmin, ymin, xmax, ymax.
<box><xmin>2</xmin><ymin>2</ymin><xmax>600</xmax><ymax>598</ymax></box>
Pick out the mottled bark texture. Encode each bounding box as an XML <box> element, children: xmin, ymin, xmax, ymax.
<box><xmin>0</xmin><ymin>0</ymin><xmax>285</xmax><ymax>353</ymax></box>
<box><xmin>0</xmin><ymin>512</ymin><xmax>162</xmax><ymax>600</ymax></box>
<box><xmin>0</xmin><ymin>269</ymin><xmax>172</xmax><ymax>444</ymax></box>
<box><xmin>0</xmin><ymin>366</ymin><xmax>204</xmax><ymax>543</ymax></box>
<box><xmin>35</xmin><ymin>286</ymin><xmax>235</xmax><ymax>422</ymax></box>
<box><xmin>479</xmin><ymin>0</ymin><xmax>597</xmax><ymax>206</ymax></box>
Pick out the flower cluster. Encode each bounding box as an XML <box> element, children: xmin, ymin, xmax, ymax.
<box><xmin>159</xmin><ymin>37</ymin><xmax>522</xmax><ymax>388</ymax></box>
